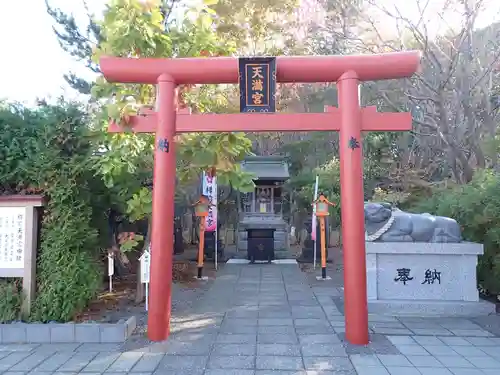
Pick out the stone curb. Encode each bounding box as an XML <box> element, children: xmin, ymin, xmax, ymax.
<box><xmin>0</xmin><ymin>316</ymin><xmax>136</xmax><ymax>344</ymax></box>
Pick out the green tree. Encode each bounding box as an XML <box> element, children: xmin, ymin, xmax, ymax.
<box><xmin>0</xmin><ymin>100</ymin><xmax>109</xmax><ymax>322</ymax></box>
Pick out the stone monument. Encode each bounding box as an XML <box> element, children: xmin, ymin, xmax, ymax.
<box><xmin>364</xmin><ymin>202</ymin><xmax>495</xmax><ymax>316</ymax></box>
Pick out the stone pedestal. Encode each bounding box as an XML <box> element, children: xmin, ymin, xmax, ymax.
<box><xmin>366</xmin><ymin>242</ymin><xmax>496</xmax><ymax>316</ymax></box>
<box><xmin>237</xmin><ymin>214</ymin><xmax>288</xmax><ymax>252</ymax></box>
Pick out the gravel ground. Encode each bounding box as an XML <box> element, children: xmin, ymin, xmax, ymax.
<box><xmin>119</xmin><ymin>274</ymin><xmax>216</xmax><ymax>351</ymax></box>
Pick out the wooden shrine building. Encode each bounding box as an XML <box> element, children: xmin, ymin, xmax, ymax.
<box><xmin>237</xmin><ymin>156</ymin><xmax>290</xmax><ymax>260</ymax></box>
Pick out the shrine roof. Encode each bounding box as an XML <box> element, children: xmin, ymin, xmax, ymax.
<box><xmin>241</xmin><ymin>156</ymin><xmax>289</xmax><ymax>181</ymax></box>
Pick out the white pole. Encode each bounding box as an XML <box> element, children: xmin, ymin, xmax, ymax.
<box><xmin>312</xmin><ymin>175</ymin><xmax>319</xmax><ymax>269</ymax></box>
<box><xmin>215</xmin><ymin>226</ymin><xmax>218</xmax><ymax>271</ymax></box>
<box><xmin>145</xmin><ymin>282</ymin><xmax>149</xmax><ymax>311</ymax></box>
<box><xmin>109</xmin><ymin>276</ymin><xmax>112</xmax><ymax>293</ymax></box>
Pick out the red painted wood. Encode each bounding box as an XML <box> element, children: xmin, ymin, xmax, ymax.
<box><xmin>100</xmin><ymin>51</ymin><xmax>421</xmax><ymax>84</ymax></box>
<box><xmin>100</xmin><ymin>51</ymin><xmax>420</xmax><ymax>346</ymax></box>
<box><xmin>147</xmin><ymin>74</ymin><xmax>176</xmax><ymax>341</ymax></box>
<box><xmin>108</xmin><ymin>110</ymin><xmax>412</xmax><ymax>133</ymax></box>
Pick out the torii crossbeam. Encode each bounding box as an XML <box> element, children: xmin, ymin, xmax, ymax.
<box><xmin>100</xmin><ymin>51</ymin><xmax>421</xmax><ymax>345</ymax></box>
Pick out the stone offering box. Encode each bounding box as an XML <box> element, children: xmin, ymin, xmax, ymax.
<box><xmin>366</xmin><ymin>242</ymin><xmax>496</xmax><ymax>316</ymax></box>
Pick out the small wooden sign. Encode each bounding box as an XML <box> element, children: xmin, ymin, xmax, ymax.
<box><xmin>238</xmin><ymin>57</ymin><xmax>276</xmax><ymax>113</ymax></box>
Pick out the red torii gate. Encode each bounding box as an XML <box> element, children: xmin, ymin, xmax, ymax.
<box><xmin>100</xmin><ymin>52</ymin><xmax>421</xmax><ymax>345</ymax></box>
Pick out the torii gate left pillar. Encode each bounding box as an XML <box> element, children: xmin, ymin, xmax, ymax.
<box><xmin>100</xmin><ymin>51</ymin><xmax>421</xmax><ymax>345</ymax></box>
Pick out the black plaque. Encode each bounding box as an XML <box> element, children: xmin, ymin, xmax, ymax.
<box><xmin>238</xmin><ymin>57</ymin><xmax>276</xmax><ymax>113</ymax></box>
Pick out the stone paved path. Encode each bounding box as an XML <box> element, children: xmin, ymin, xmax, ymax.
<box><xmin>0</xmin><ymin>264</ymin><xmax>499</xmax><ymax>375</ymax></box>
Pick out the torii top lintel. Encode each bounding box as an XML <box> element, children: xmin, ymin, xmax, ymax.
<box><xmin>100</xmin><ymin>51</ymin><xmax>421</xmax><ymax>85</ymax></box>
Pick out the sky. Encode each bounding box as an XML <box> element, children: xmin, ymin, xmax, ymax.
<box><xmin>0</xmin><ymin>0</ymin><xmax>103</xmax><ymax>106</ymax></box>
<box><xmin>0</xmin><ymin>0</ymin><xmax>498</xmax><ymax>106</ymax></box>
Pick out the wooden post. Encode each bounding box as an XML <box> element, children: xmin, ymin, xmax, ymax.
<box><xmin>319</xmin><ymin>216</ymin><xmax>327</xmax><ymax>279</ymax></box>
<box><xmin>198</xmin><ymin>216</ymin><xmax>206</xmax><ymax>278</ymax></box>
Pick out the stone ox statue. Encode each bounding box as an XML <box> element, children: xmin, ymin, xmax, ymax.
<box><xmin>364</xmin><ymin>202</ymin><xmax>462</xmax><ymax>243</ymax></box>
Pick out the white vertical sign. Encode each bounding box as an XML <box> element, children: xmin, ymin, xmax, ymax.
<box><xmin>0</xmin><ymin>207</ymin><xmax>26</xmax><ymax>269</ymax></box>
<box><xmin>140</xmin><ymin>249</ymin><xmax>151</xmax><ymax>311</ymax></box>
<box><xmin>202</xmin><ymin>171</ymin><xmax>218</xmax><ymax>270</ymax></box>
<box><xmin>107</xmin><ymin>252</ymin><xmax>114</xmax><ymax>292</ymax></box>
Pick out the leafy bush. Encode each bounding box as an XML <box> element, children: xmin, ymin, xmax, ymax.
<box><xmin>0</xmin><ymin>102</ymin><xmax>106</xmax><ymax>322</ymax></box>
<box><xmin>411</xmin><ymin>170</ymin><xmax>500</xmax><ymax>296</ymax></box>
<box><xmin>0</xmin><ymin>280</ymin><xmax>22</xmax><ymax>322</ymax></box>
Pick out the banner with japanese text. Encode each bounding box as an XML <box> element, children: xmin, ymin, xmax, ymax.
<box><xmin>201</xmin><ymin>172</ymin><xmax>217</xmax><ymax>232</ymax></box>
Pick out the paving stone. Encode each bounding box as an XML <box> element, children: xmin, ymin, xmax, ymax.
<box><xmin>349</xmin><ymin>354</ymin><xmax>382</xmax><ymax>367</ymax></box>
<box><xmin>206</xmin><ymin>370</ymin><xmax>255</xmax><ymax>375</ymax></box>
<box><xmin>412</xmin><ymin>336</ymin><xmax>444</xmax><ymax>346</ymax></box>
<box><xmin>463</xmin><ymin>337</ymin><xmax>498</xmax><ymax>346</ymax></box>
<box><xmin>449</xmin><ymin>345</ymin><xmax>489</xmax><ymax>357</ymax></box>
<box><xmin>158</xmin><ymin>355</ymin><xmax>208</xmax><ymax>370</ymax></box>
<box><xmin>297</xmin><ymin>334</ymin><xmax>340</xmax><ymax>345</ymax></box>
<box><xmin>31</xmin><ymin>352</ymin><xmax>75</xmax><ymax>372</ymax></box>
<box><xmin>258</xmin><ymin>334</ymin><xmax>297</xmax><ymax>344</ymax></box>
<box><xmin>0</xmin><ymin>352</ymin><xmax>34</xmax><ymax>371</ymax></box>
<box><xmin>217</xmin><ymin>334</ymin><xmax>257</xmax><ymax>344</ymax></box>
<box><xmin>257</xmin><ymin>326</ymin><xmax>296</xmax><ymax>335</ymax></box>
<box><xmin>77</xmin><ymin>343</ymin><xmax>121</xmax><ymax>352</ymax></box>
<box><xmin>0</xmin><ymin>344</ymin><xmax>37</xmax><ymax>352</ymax></box>
<box><xmin>476</xmin><ymin>346</ymin><xmax>500</xmax><ymax>358</ymax></box>
<box><xmin>376</xmin><ymin>354</ymin><xmax>413</xmax><ymax>367</ymax></box>
<box><xmin>152</xmin><ymin>369</ymin><xmax>204</xmax><ymax>375</ymax></box>
<box><xmin>355</xmin><ymin>366</ymin><xmax>390</xmax><ymax>375</ymax></box>
<box><xmin>386</xmin><ymin>336</ymin><xmax>417</xmax><ymax>345</ymax></box>
<box><xmin>303</xmin><ymin>356</ymin><xmax>354</xmax><ymax>371</ymax></box>
<box><xmin>438</xmin><ymin>336</ymin><xmax>471</xmax><ymax>346</ymax></box>
<box><xmin>296</xmin><ymin>326</ymin><xmax>335</xmax><ymax>335</ymax></box>
<box><xmin>300</xmin><ymin>343</ymin><xmax>347</xmax><ymax>357</ymax></box>
<box><xmin>129</xmin><ymin>352</ymin><xmax>164</xmax><ymax>372</ymax></box>
<box><xmin>224</xmin><ymin>318</ymin><xmax>258</xmax><ymax>327</ymax></box>
<box><xmin>81</xmin><ymin>352</ymin><xmax>121</xmax><ymax>372</ymax></box>
<box><xmin>450</xmin><ymin>329</ymin><xmax>493</xmax><ymax>337</ymax></box>
<box><xmin>464</xmin><ymin>356</ymin><xmax>500</xmax><ymax>369</ymax></box>
<box><xmin>161</xmin><ymin>340</ymin><xmax>213</xmax><ymax>355</ymax></box>
<box><xmin>417</xmin><ymin>368</ymin><xmax>453</xmax><ymax>375</ymax></box>
<box><xmin>220</xmin><ymin>325</ymin><xmax>258</xmax><ymax>334</ymax></box>
<box><xmin>106</xmin><ymin>352</ymin><xmax>143</xmax><ymax>371</ymax></box>
<box><xmin>370</xmin><ymin>322</ymin><xmax>407</xmax><ymax>329</ymax></box>
<box><xmin>371</xmin><ymin>328</ymin><xmax>413</xmax><ymax>335</ymax></box>
<box><xmin>406</xmin><ymin>355</ymin><xmax>444</xmax><ymax>367</ymax></box>
<box><xmin>259</xmin><ymin>311</ymin><xmax>292</xmax><ymax>318</ymax></box>
<box><xmin>446</xmin><ymin>369</ymin><xmax>484</xmax><ymax>375</ymax></box>
<box><xmin>412</xmin><ymin>328</ymin><xmax>453</xmax><ymax>336</ymax></box>
<box><xmin>258</xmin><ymin>319</ymin><xmax>293</xmax><ymax>326</ymax></box>
<box><xmin>421</xmin><ymin>345</ymin><xmax>460</xmax><ymax>356</ymax></box>
<box><xmin>293</xmin><ymin>319</ymin><xmax>330</xmax><ymax>327</ymax></box>
<box><xmin>386</xmin><ymin>367</ymin><xmax>421</xmax><ymax>375</ymax></box>
<box><xmin>434</xmin><ymin>356</ymin><xmax>475</xmax><ymax>368</ymax></box>
<box><xmin>56</xmin><ymin>351</ymin><xmax>99</xmax><ymax>372</ymax></box>
<box><xmin>395</xmin><ymin>344</ymin><xmax>430</xmax><ymax>356</ymax></box>
<box><xmin>256</xmin><ymin>356</ymin><xmax>304</xmax><ymax>370</ymax></box>
<box><xmin>257</xmin><ymin>344</ymin><xmax>300</xmax><ymax>356</ymax></box>
<box><xmin>34</xmin><ymin>343</ymin><xmax>81</xmax><ymax>353</ymax></box>
<box><xmin>212</xmin><ymin>343</ymin><xmax>256</xmax><ymax>356</ymax></box>
<box><xmin>207</xmin><ymin>355</ymin><xmax>255</xmax><ymax>369</ymax></box>
<box><xmin>8</xmin><ymin>352</ymin><xmax>54</xmax><ymax>372</ymax></box>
